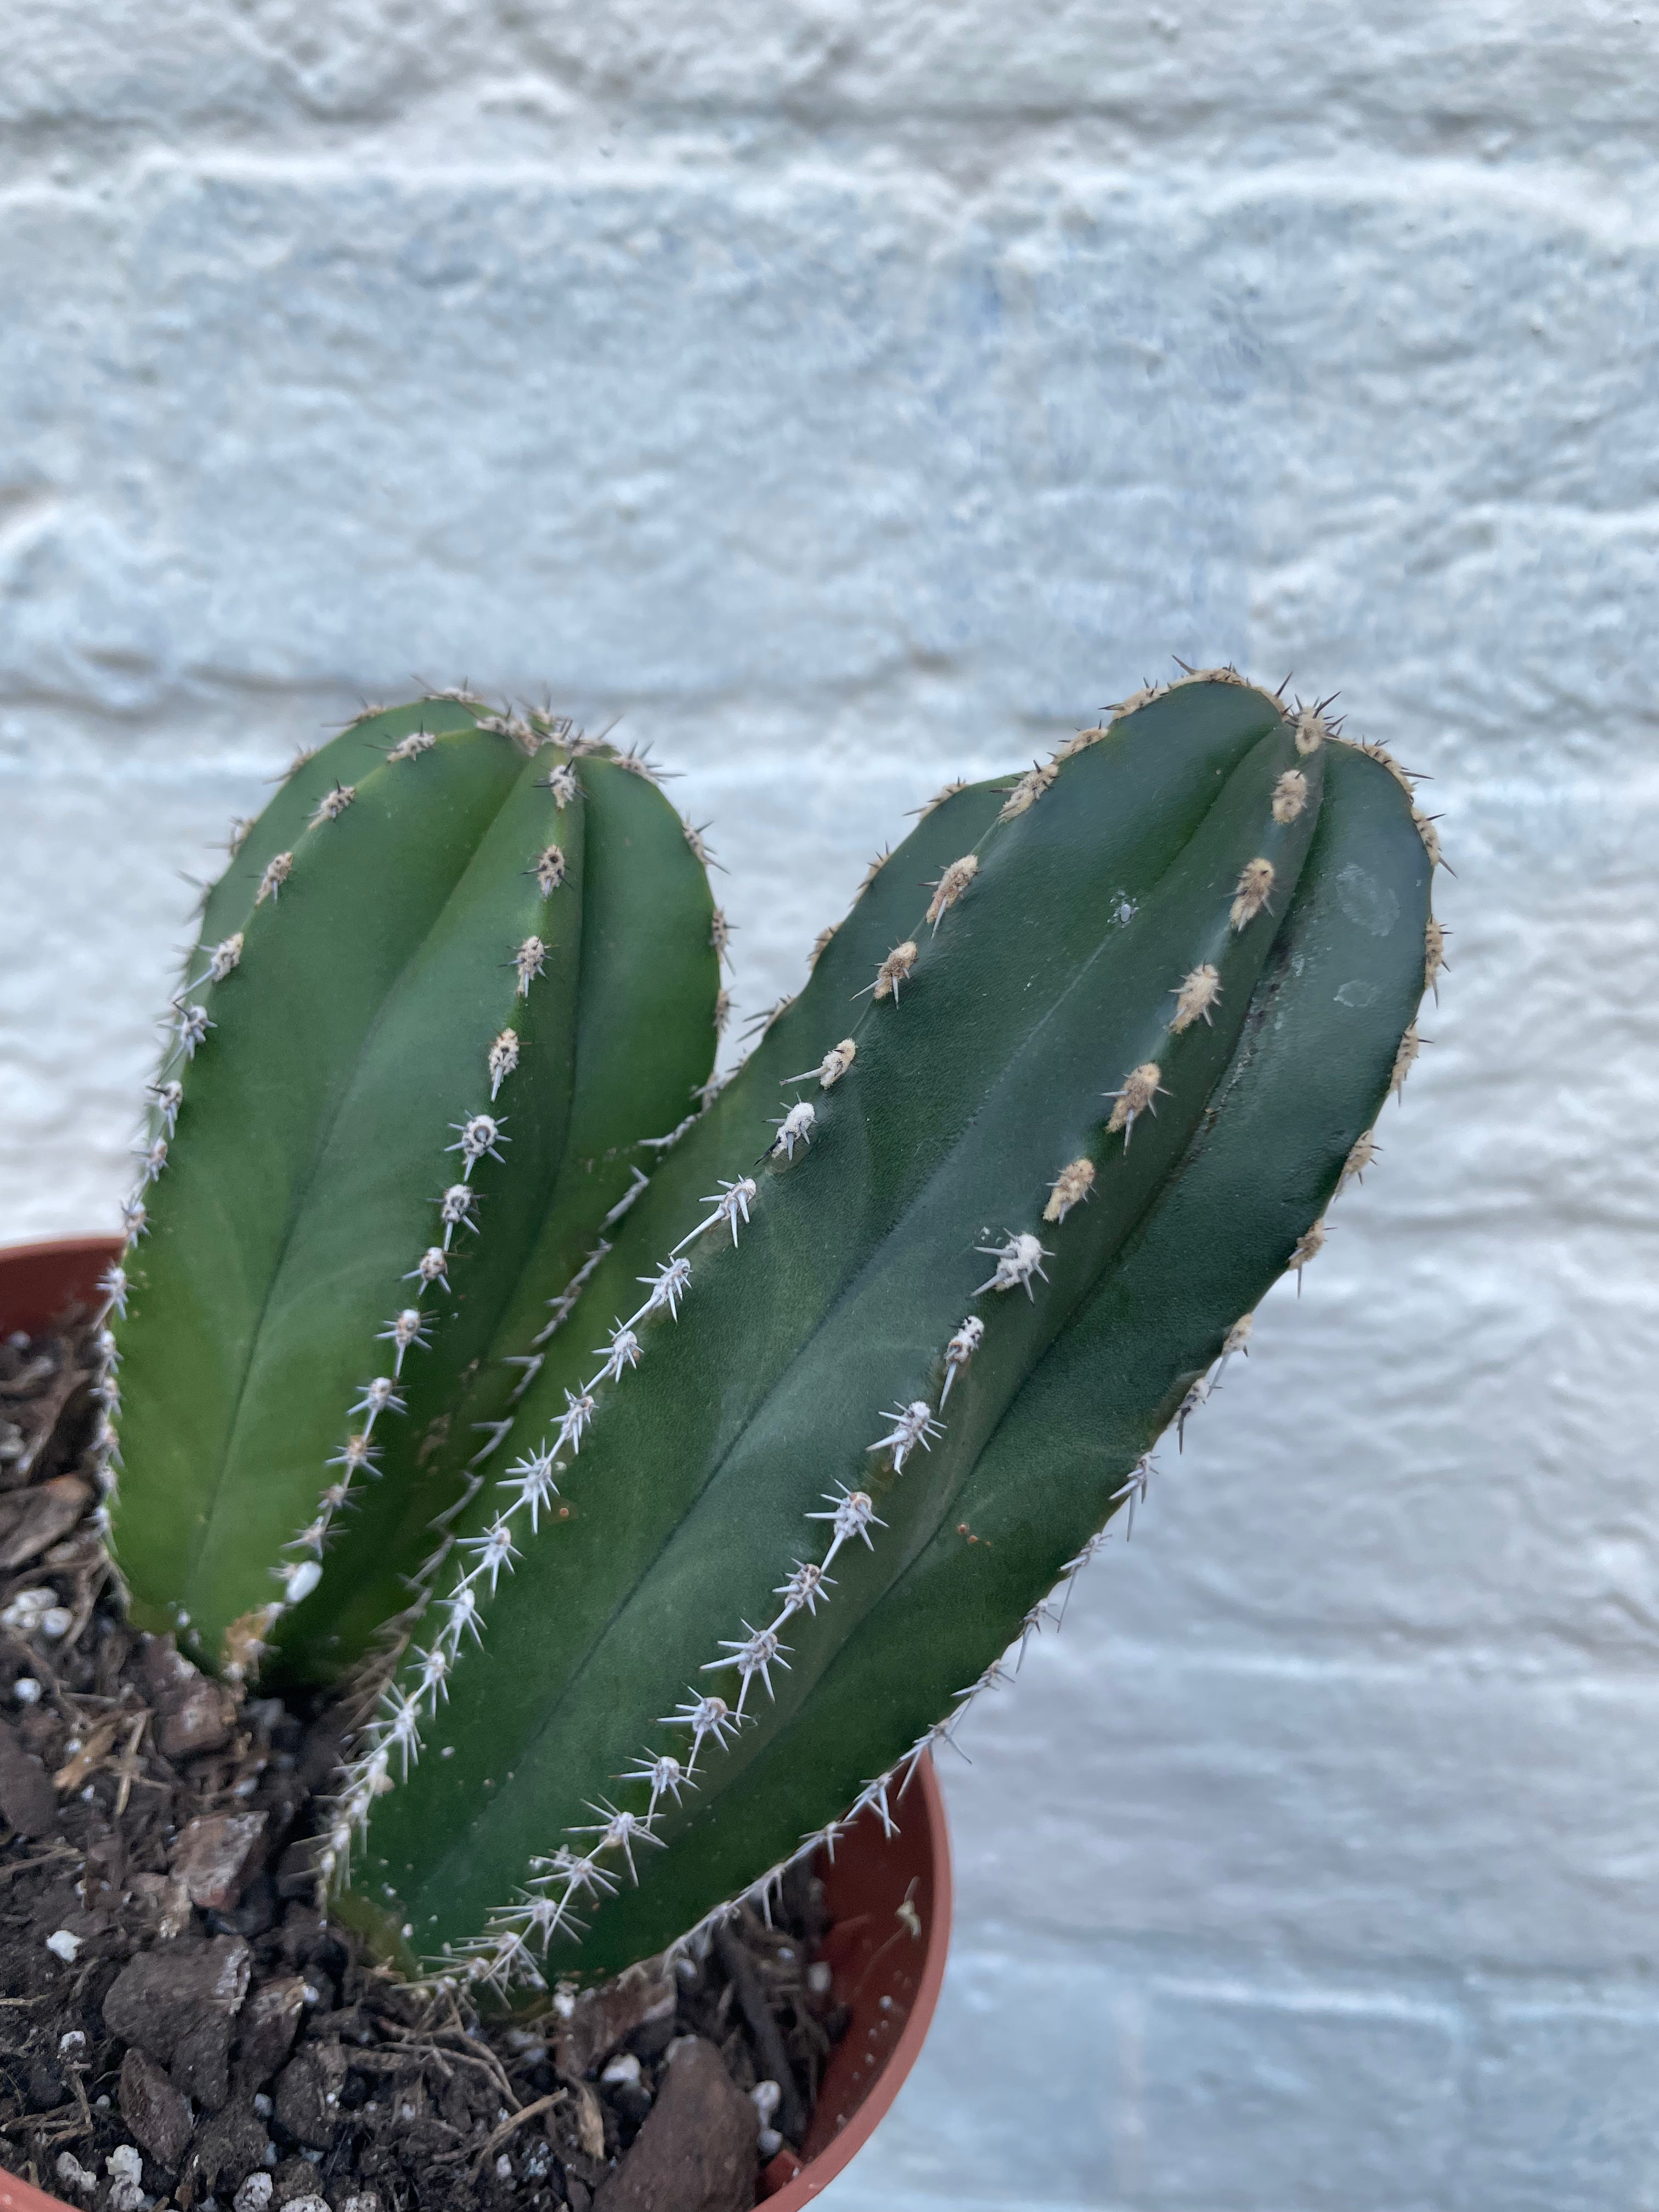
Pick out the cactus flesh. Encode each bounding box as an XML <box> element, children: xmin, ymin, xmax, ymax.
<box><xmin>106</xmin><ymin>703</ymin><xmax>720</xmax><ymax>1685</ymax></box>
<box><xmin>325</xmin><ymin>676</ymin><xmax>1435</xmax><ymax>1990</ymax></box>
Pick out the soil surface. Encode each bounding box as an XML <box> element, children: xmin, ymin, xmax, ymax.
<box><xmin>0</xmin><ymin>1313</ymin><xmax>845</xmax><ymax>2212</ymax></box>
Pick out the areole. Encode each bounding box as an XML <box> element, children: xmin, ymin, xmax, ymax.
<box><xmin>0</xmin><ymin>1234</ymin><xmax>952</xmax><ymax>2212</ymax></box>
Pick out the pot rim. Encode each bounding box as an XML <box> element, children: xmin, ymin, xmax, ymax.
<box><xmin>0</xmin><ymin>1233</ymin><xmax>952</xmax><ymax>2212</ymax></box>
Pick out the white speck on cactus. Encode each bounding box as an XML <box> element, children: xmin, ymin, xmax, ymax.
<box><xmin>205</xmin><ymin>932</ymin><xmax>244</xmax><ymax>983</ymax></box>
<box><xmin>783</xmin><ymin>1038</ymin><xmax>856</xmax><ymax>1090</ymax></box>
<box><xmin>1043</xmin><ymin>1158</ymin><xmax>1096</xmax><ymax>1224</ymax></box>
<box><xmin>702</xmin><ymin>1622</ymin><xmax>791</xmax><ymax>1715</ymax></box>
<box><xmin>1110</xmin><ymin>1452</ymin><xmax>1155</xmax><ymax>1531</ymax></box>
<box><xmin>461</xmin><ymin>1518</ymin><xmax>520</xmax><ymax>1595</ymax></box>
<box><xmin>924</xmin><ymin>853</ymin><xmax>979</xmax><ymax>928</ymax></box>
<box><xmin>973</xmin><ymin>1232</ymin><xmax>1050</xmax><ymax>1299</ymax></box>
<box><xmin>620</xmin><ymin>1752</ymin><xmax>691</xmax><ymax>1809</ymax></box>
<box><xmin>809</xmin><ymin>1486</ymin><xmax>884</xmax><ymax>1564</ymax></box>
<box><xmin>1289</xmin><ymin>1217</ymin><xmax>1327</xmax><ymax>1290</ymax></box>
<box><xmin>631</xmin><ymin>1255</ymin><xmax>691</xmax><ymax>1324</ymax></box>
<box><xmin>867</xmin><ymin>939</ymin><xmax>918</xmax><ymax>1003</ymax></box>
<box><xmin>438</xmin><ymin>1582</ymin><xmax>485</xmax><ymax>1656</ymax></box>
<box><xmin>439</xmin><ymin>1184</ymin><xmax>479</xmax><ymax>1244</ymax></box>
<box><xmin>1272</xmin><ymin>768</ymin><xmax>1309</xmax><ymax>823</ymax></box>
<box><xmin>308</xmin><ymin>783</ymin><xmax>356</xmax><ymax>828</ymax></box>
<box><xmin>673</xmin><ymin>1176</ymin><xmax>757</xmax><ymax>1254</ymax></box>
<box><xmin>1229</xmin><ymin>857</ymin><xmax>1276</xmax><ymax>930</ymax></box>
<box><xmin>379</xmin><ymin>1309</ymin><xmax>431</xmax><ymax>1372</ymax></box>
<box><xmin>769</xmin><ymin>1102</ymin><xmax>815</xmax><ymax>1160</ymax></box>
<box><xmin>591</xmin><ymin>1325</ymin><xmax>642</xmax><ymax>1385</ymax></box>
<box><xmin>1293</xmin><ymin>702</ymin><xmax>1329</xmax><ymax>754</ymax></box>
<box><xmin>255</xmin><ymin>851</ymin><xmax>293</xmax><ymax>905</ymax></box>
<box><xmin>661</xmin><ymin>1693</ymin><xmax>741</xmax><ymax>1770</ymax></box>
<box><xmin>407</xmin><ymin>1247</ymin><xmax>451</xmax><ymax>1290</ymax></box>
<box><xmin>280</xmin><ymin>1559</ymin><xmax>323</xmax><ymax>1605</ymax></box>
<box><xmin>1170</xmin><ymin>962</ymin><xmax>1222</xmax><ymax>1032</ymax></box>
<box><xmin>448</xmin><ymin>1113</ymin><xmax>509</xmax><ymax>1176</ymax></box>
<box><xmin>328</xmin><ymin>1432</ymin><xmax>380</xmax><ymax>1476</ymax></box>
<box><xmin>555</xmin><ymin>1390</ymin><xmax>596</xmax><ymax>1456</ymax></box>
<box><xmin>350</xmin><ymin>1376</ymin><xmax>405</xmax><ymax>1424</ymax></box>
<box><xmin>488</xmin><ymin>1027</ymin><xmax>520</xmax><ymax>1099</ymax></box>
<box><xmin>940</xmin><ymin>1316</ymin><xmax>984</xmax><ymax>1403</ymax></box>
<box><xmin>866</xmin><ymin>1399</ymin><xmax>943</xmax><ymax>1474</ymax></box>
<box><xmin>1104</xmin><ymin>1062</ymin><xmax>1167</xmax><ymax>1144</ymax></box>
<box><xmin>998</xmin><ymin>760</ymin><xmax>1058</xmax><ymax>821</ymax></box>
<box><xmin>1391</xmin><ymin>1023</ymin><xmax>1422</xmax><ymax>1098</ymax></box>
<box><xmin>772</xmin><ymin>1559</ymin><xmax>834</xmax><ymax>1619</ymax></box>
<box><xmin>499</xmin><ymin>1447</ymin><xmax>561</xmax><ymax>1532</ymax></box>
<box><xmin>571</xmin><ymin>1801</ymin><xmax>665</xmax><ymax>1884</ymax></box>
<box><xmin>513</xmin><ymin>936</ymin><xmax>548</xmax><ymax>995</ymax></box>
<box><xmin>1176</xmin><ymin>1372</ymin><xmax>1211</xmax><ymax>1446</ymax></box>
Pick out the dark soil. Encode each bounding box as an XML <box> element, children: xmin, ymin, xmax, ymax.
<box><xmin>0</xmin><ymin>1313</ymin><xmax>845</xmax><ymax>2211</ymax></box>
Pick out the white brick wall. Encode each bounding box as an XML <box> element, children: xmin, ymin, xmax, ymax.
<box><xmin>4</xmin><ymin>6</ymin><xmax>1656</xmax><ymax>2203</ymax></box>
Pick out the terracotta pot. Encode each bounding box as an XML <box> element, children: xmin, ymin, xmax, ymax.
<box><xmin>0</xmin><ymin>1235</ymin><xmax>952</xmax><ymax>2212</ymax></box>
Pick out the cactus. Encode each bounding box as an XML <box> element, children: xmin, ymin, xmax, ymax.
<box><xmin>104</xmin><ymin>699</ymin><xmax>721</xmax><ymax>1685</ymax></box>
<box><xmin>322</xmin><ymin>673</ymin><xmax>1438</xmax><ymax>1993</ymax></box>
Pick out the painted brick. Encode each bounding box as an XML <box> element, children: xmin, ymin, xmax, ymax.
<box><xmin>2</xmin><ymin>7</ymin><xmax>1654</xmax><ymax>2205</ymax></box>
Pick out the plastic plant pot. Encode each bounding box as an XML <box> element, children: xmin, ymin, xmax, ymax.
<box><xmin>0</xmin><ymin>1235</ymin><xmax>952</xmax><ymax>2212</ymax></box>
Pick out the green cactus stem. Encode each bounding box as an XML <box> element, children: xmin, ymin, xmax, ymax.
<box><xmin>105</xmin><ymin>702</ymin><xmax>719</xmax><ymax>1684</ymax></box>
<box><xmin>332</xmin><ymin>674</ymin><xmax>1437</xmax><ymax>1990</ymax></box>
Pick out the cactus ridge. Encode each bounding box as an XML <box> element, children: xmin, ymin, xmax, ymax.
<box><xmin>332</xmin><ymin>674</ymin><xmax>1436</xmax><ymax>1992</ymax></box>
<box><xmin>104</xmin><ymin>700</ymin><xmax>718</xmax><ymax>1686</ymax></box>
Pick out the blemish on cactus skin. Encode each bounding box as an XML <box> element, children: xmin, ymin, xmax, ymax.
<box><xmin>1271</xmin><ymin>769</ymin><xmax>1309</xmax><ymax>823</ymax></box>
<box><xmin>1043</xmin><ymin>1158</ymin><xmax>1095</xmax><ymax>1224</ymax></box>
<box><xmin>925</xmin><ymin>855</ymin><xmax>978</xmax><ymax>928</ymax></box>
<box><xmin>1230</xmin><ymin>859</ymin><xmax>1275</xmax><ymax>930</ymax></box>
<box><xmin>255</xmin><ymin>852</ymin><xmax>293</xmax><ymax>906</ymax></box>
<box><xmin>1170</xmin><ymin>964</ymin><xmax>1221</xmax><ymax>1033</ymax></box>
<box><xmin>1105</xmin><ymin>1063</ymin><xmax>1166</xmax><ymax>1144</ymax></box>
<box><xmin>871</xmin><ymin>941</ymin><xmax>918</xmax><ymax>1003</ymax></box>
